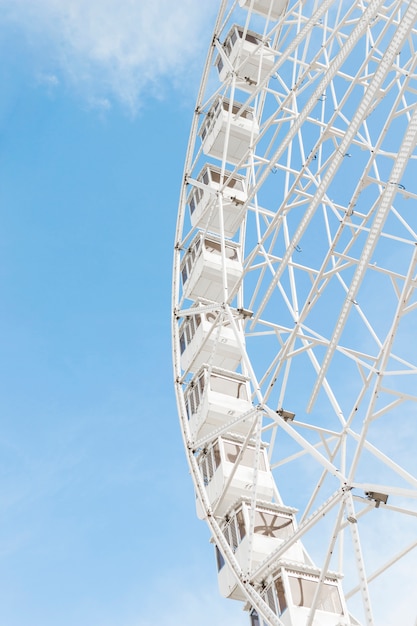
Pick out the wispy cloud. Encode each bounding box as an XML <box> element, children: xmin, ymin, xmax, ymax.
<box><xmin>0</xmin><ymin>0</ymin><xmax>216</xmax><ymax>111</ymax></box>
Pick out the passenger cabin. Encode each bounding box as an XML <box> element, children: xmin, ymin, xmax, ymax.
<box><xmin>239</xmin><ymin>0</ymin><xmax>288</xmax><ymax>20</ymax></box>
<box><xmin>199</xmin><ymin>97</ymin><xmax>259</xmax><ymax>165</ymax></box>
<box><xmin>188</xmin><ymin>164</ymin><xmax>247</xmax><ymax>238</ymax></box>
<box><xmin>216</xmin><ymin>498</ymin><xmax>307</xmax><ymax>601</ymax></box>
<box><xmin>180</xmin><ymin>232</ymin><xmax>242</xmax><ymax>303</ymax></box>
<box><xmin>184</xmin><ymin>366</ymin><xmax>253</xmax><ymax>441</ymax></box>
<box><xmin>179</xmin><ymin>302</ymin><xmax>244</xmax><ymax>373</ymax></box>
<box><xmin>196</xmin><ymin>435</ymin><xmax>275</xmax><ymax>519</ymax></box>
<box><xmin>216</xmin><ymin>25</ymin><xmax>275</xmax><ymax>92</ymax></box>
<box><xmin>259</xmin><ymin>565</ymin><xmax>351</xmax><ymax>626</ymax></box>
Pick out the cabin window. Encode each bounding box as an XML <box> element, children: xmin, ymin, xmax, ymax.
<box><xmin>185</xmin><ymin>322</ymin><xmax>193</xmax><ymax>345</ymax></box>
<box><xmin>181</xmin><ymin>238</ymin><xmax>203</xmax><ymax>286</ymax></box>
<box><xmin>250</xmin><ymin>609</ymin><xmax>260</xmax><ymax>626</ymax></box>
<box><xmin>189</xmin><ymin>195</ymin><xmax>196</xmax><ymax>214</ymax></box>
<box><xmin>223</xmin><ymin>442</ymin><xmax>266</xmax><ymax>470</ymax></box>
<box><xmin>210</xmin><ymin>374</ymin><xmax>230</xmax><ymax>395</ymax></box>
<box><xmin>288</xmin><ymin>576</ymin><xmax>343</xmax><ymax>614</ymax></box>
<box><xmin>204</xmin><ymin>168</ymin><xmax>243</xmax><ymax>192</ymax></box>
<box><xmin>204</xmin><ymin>239</ymin><xmax>239</xmax><ymax>261</ymax></box>
<box><xmin>223</xmin><ymin>100</ymin><xmax>254</xmax><ymax>121</ymax></box>
<box><xmin>223</xmin><ymin>508</ymin><xmax>246</xmax><ymax>552</ymax></box>
<box><xmin>200</xmin><ymin>441</ymin><xmax>221</xmax><ymax>485</ymax></box>
<box><xmin>246</xmin><ymin>33</ymin><xmax>260</xmax><ymax>45</ymax></box>
<box><xmin>215</xmin><ymin>545</ymin><xmax>225</xmax><ymax>571</ymax></box>
<box><xmin>254</xmin><ymin>511</ymin><xmax>293</xmax><ymax>539</ymax></box>
<box><xmin>191</xmin><ymin>236</ymin><xmax>201</xmax><ymax>259</ymax></box>
<box><xmin>275</xmin><ymin>577</ymin><xmax>287</xmax><ymax>613</ymax></box>
<box><xmin>227</xmin><ymin>176</ymin><xmax>243</xmax><ymax>191</ymax></box>
<box><xmin>180</xmin><ymin>332</ymin><xmax>186</xmax><ymax>354</ymax></box>
<box><xmin>217</xmin><ymin>55</ymin><xmax>224</xmax><ymax>73</ymax></box>
<box><xmin>189</xmin><ymin>188</ymin><xmax>202</xmax><ymax>215</ymax></box>
<box><xmin>222</xmin><ymin>100</ymin><xmax>230</xmax><ymax>113</ymax></box>
<box><xmin>205</xmin><ymin>309</ymin><xmax>231</xmax><ymax>329</ymax></box>
<box><xmin>213</xmin><ymin>441</ymin><xmax>221</xmax><ymax>467</ymax></box>
<box><xmin>210</xmin><ymin>374</ymin><xmax>248</xmax><ymax>400</ymax></box>
<box><xmin>189</xmin><ymin>387</ymin><xmax>196</xmax><ymax>415</ymax></box>
<box><xmin>205</xmin><ymin>238</ymin><xmax>222</xmax><ymax>255</ymax></box>
<box><xmin>186</xmin><ymin>390</ymin><xmax>194</xmax><ymax>417</ymax></box>
<box><xmin>202</xmin><ymin>170</ymin><xmax>210</xmax><ymax>185</ymax></box>
<box><xmin>198</xmin><ymin>371</ymin><xmax>205</xmax><ymax>395</ymax></box>
<box><xmin>186</xmin><ymin>371</ymin><xmax>206</xmax><ymax>416</ymax></box>
<box><xmin>179</xmin><ymin>313</ymin><xmax>202</xmax><ymax>356</ymax></box>
<box><xmin>236</xmin><ymin>509</ymin><xmax>246</xmax><ymax>540</ymax></box>
<box><xmin>237</xmin><ymin>381</ymin><xmax>248</xmax><ymax>400</ymax></box>
<box><xmin>210</xmin><ymin>169</ymin><xmax>220</xmax><ymax>184</ymax></box>
<box><xmin>227</xmin><ymin>245</ymin><xmax>238</xmax><ymax>260</ymax></box>
<box><xmin>239</xmin><ymin>106</ymin><xmax>253</xmax><ymax>120</ymax></box>
<box><xmin>223</xmin><ymin>518</ymin><xmax>238</xmax><ymax>553</ymax></box>
<box><xmin>265</xmin><ymin>576</ymin><xmax>287</xmax><ymax>616</ymax></box>
<box><xmin>266</xmin><ymin>585</ymin><xmax>277</xmax><ymax>614</ymax></box>
<box><xmin>235</xmin><ymin>27</ymin><xmax>265</xmax><ymax>48</ymax></box>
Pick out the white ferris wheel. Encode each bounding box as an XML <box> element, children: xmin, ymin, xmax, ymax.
<box><xmin>172</xmin><ymin>1</ymin><xmax>417</xmax><ymax>625</ymax></box>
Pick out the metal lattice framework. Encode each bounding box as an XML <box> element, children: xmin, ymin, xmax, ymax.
<box><xmin>172</xmin><ymin>1</ymin><xmax>417</xmax><ymax>625</ymax></box>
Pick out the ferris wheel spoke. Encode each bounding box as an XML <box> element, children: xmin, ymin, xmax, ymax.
<box><xmin>305</xmin><ymin>498</ymin><xmax>348</xmax><ymax>626</ymax></box>
<box><xmin>344</xmin><ymin>493</ymin><xmax>375</xmax><ymax>626</ymax></box>
<box><xmin>341</xmin><ymin>243</ymin><xmax>417</xmax><ymax>483</ymax></box>
<box><xmin>309</xmin><ymin>99</ymin><xmax>417</xmax><ymax>412</ymax></box>
<box><xmin>345</xmin><ymin>538</ymin><xmax>417</xmax><ymax>601</ymax></box>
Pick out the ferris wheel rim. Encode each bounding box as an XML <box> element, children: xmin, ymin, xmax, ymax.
<box><xmin>172</xmin><ymin>2</ymin><xmax>417</xmax><ymax>625</ymax></box>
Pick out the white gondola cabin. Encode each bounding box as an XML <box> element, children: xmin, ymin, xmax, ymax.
<box><xmin>216</xmin><ymin>498</ymin><xmax>308</xmax><ymax>601</ymax></box>
<box><xmin>239</xmin><ymin>0</ymin><xmax>288</xmax><ymax>20</ymax></box>
<box><xmin>181</xmin><ymin>232</ymin><xmax>242</xmax><ymax>303</ymax></box>
<box><xmin>184</xmin><ymin>366</ymin><xmax>253</xmax><ymax>441</ymax></box>
<box><xmin>196</xmin><ymin>435</ymin><xmax>275</xmax><ymax>519</ymax></box>
<box><xmin>188</xmin><ymin>164</ymin><xmax>247</xmax><ymax>238</ymax></box>
<box><xmin>179</xmin><ymin>302</ymin><xmax>244</xmax><ymax>373</ymax></box>
<box><xmin>199</xmin><ymin>97</ymin><xmax>259</xmax><ymax>165</ymax></box>
<box><xmin>259</xmin><ymin>565</ymin><xmax>352</xmax><ymax>626</ymax></box>
<box><xmin>216</xmin><ymin>25</ymin><xmax>275</xmax><ymax>92</ymax></box>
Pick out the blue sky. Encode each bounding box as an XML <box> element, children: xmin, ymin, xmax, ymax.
<box><xmin>0</xmin><ymin>1</ymin><xmax>247</xmax><ymax>624</ymax></box>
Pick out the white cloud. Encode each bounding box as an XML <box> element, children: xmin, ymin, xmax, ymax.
<box><xmin>0</xmin><ymin>0</ymin><xmax>216</xmax><ymax>111</ymax></box>
<box><xmin>36</xmin><ymin>72</ymin><xmax>59</xmax><ymax>87</ymax></box>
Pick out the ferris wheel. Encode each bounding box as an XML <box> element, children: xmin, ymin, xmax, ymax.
<box><xmin>172</xmin><ymin>1</ymin><xmax>417</xmax><ymax>625</ymax></box>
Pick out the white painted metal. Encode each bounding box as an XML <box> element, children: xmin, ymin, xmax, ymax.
<box><xmin>216</xmin><ymin>25</ymin><xmax>276</xmax><ymax>93</ymax></box>
<box><xmin>188</xmin><ymin>164</ymin><xmax>247</xmax><ymax>238</ymax></box>
<box><xmin>238</xmin><ymin>0</ymin><xmax>287</xmax><ymax>20</ymax></box>
<box><xmin>217</xmin><ymin>498</ymin><xmax>308</xmax><ymax>600</ymax></box>
<box><xmin>199</xmin><ymin>96</ymin><xmax>259</xmax><ymax>165</ymax></box>
<box><xmin>173</xmin><ymin>1</ymin><xmax>417</xmax><ymax>624</ymax></box>
<box><xmin>195</xmin><ymin>435</ymin><xmax>276</xmax><ymax>519</ymax></box>
<box><xmin>178</xmin><ymin>301</ymin><xmax>244</xmax><ymax>373</ymax></box>
<box><xmin>260</xmin><ymin>568</ymin><xmax>351</xmax><ymax>626</ymax></box>
<box><xmin>184</xmin><ymin>366</ymin><xmax>254</xmax><ymax>440</ymax></box>
<box><xmin>180</xmin><ymin>232</ymin><xmax>242</xmax><ymax>302</ymax></box>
